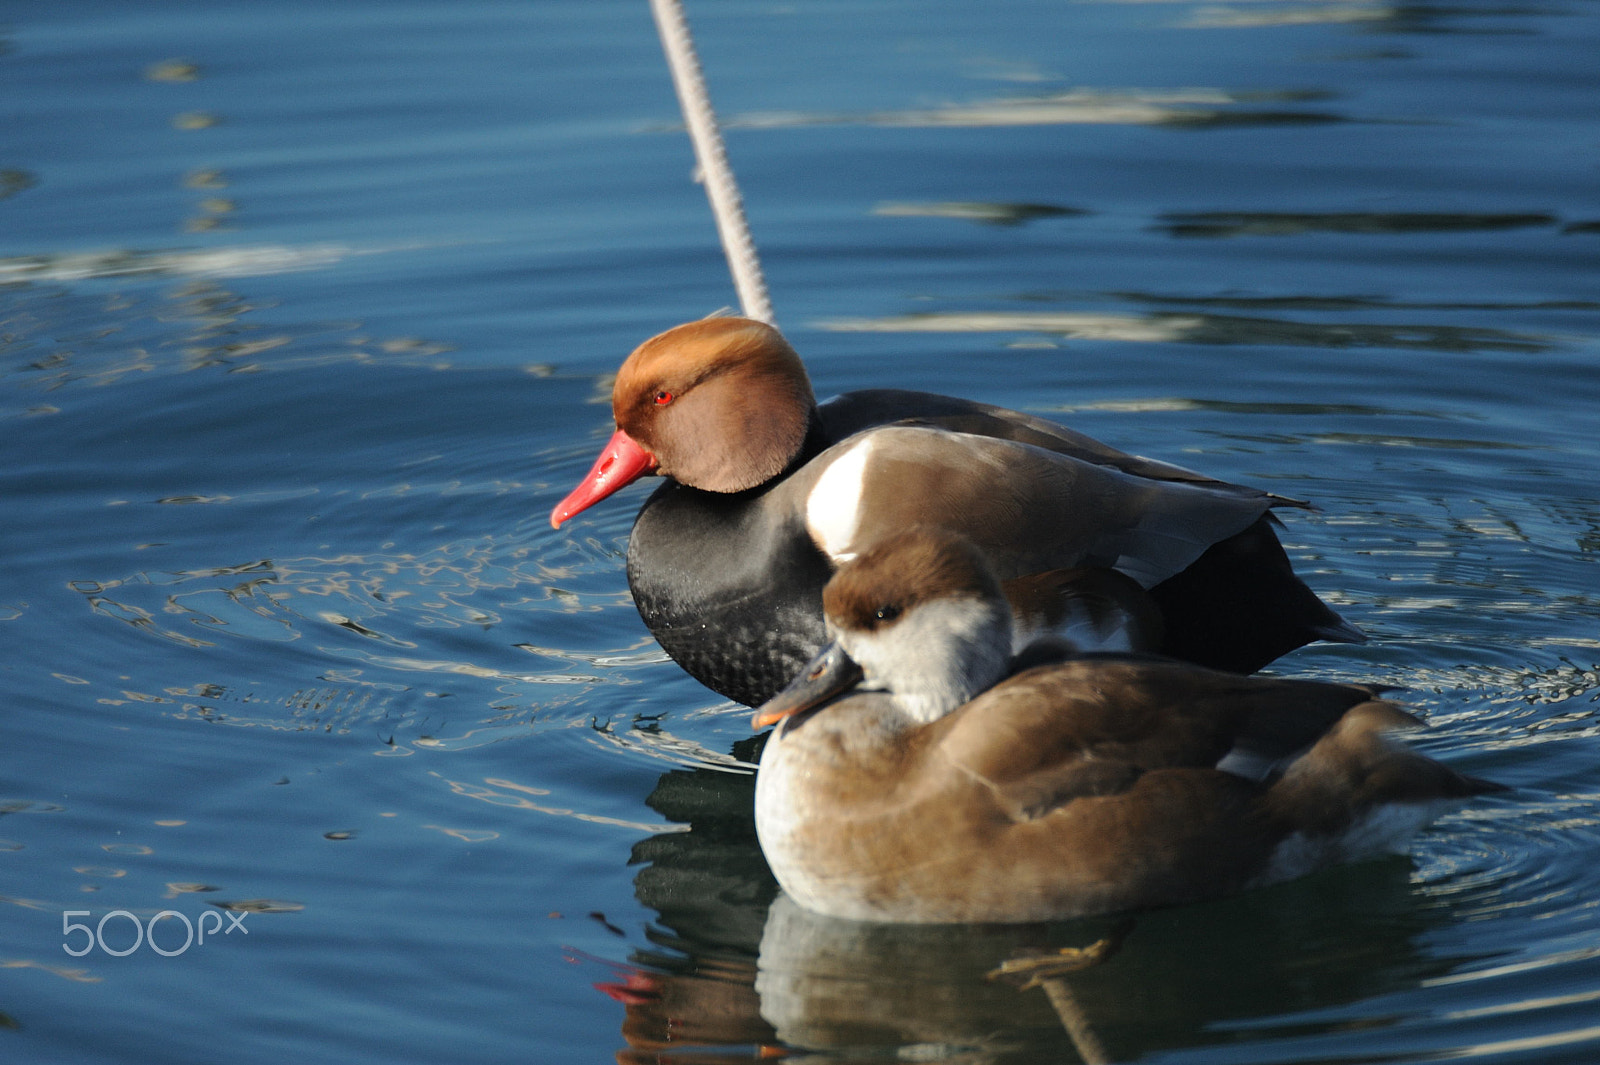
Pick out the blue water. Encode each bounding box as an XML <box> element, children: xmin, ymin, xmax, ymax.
<box><xmin>2</xmin><ymin>1</ymin><xmax>1597</xmax><ymax>1061</ymax></box>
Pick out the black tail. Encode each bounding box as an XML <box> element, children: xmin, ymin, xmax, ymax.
<box><xmin>1150</xmin><ymin>515</ymin><xmax>1361</xmax><ymax>674</ymax></box>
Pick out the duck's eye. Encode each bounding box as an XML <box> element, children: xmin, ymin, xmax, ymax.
<box><xmin>653</xmin><ymin>390</ymin><xmax>674</xmax><ymax>406</ymax></box>
<box><xmin>874</xmin><ymin>604</ymin><xmax>901</xmax><ymax>623</ymax></box>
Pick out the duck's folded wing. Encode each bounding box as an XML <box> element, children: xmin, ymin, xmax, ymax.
<box><xmin>819</xmin><ymin>388</ymin><xmax>1303</xmax><ymax>502</ymax></box>
<box><xmin>796</xmin><ymin>425</ymin><xmax>1276</xmax><ymax>589</ymax></box>
<box><xmin>931</xmin><ymin>658</ymin><xmax>1377</xmax><ymax>818</ymax></box>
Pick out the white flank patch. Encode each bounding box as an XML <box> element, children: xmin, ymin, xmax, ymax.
<box><xmin>1255</xmin><ymin>799</ymin><xmax>1458</xmax><ymax>887</ymax></box>
<box><xmin>805</xmin><ymin>435</ymin><xmax>875</xmax><ymax>562</ymax></box>
<box><xmin>1214</xmin><ymin>747</ymin><xmax>1281</xmax><ymax>783</ymax></box>
<box><xmin>1058</xmin><ymin>602</ymin><xmax>1137</xmax><ymax>653</ymax></box>
<box><xmin>1011</xmin><ymin>600</ymin><xmax>1139</xmax><ymax>657</ymax></box>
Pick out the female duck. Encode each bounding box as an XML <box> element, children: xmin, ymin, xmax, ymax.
<box><xmin>751</xmin><ymin>527</ymin><xmax>1501</xmax><ymax>924</ymax></box>
<box><xmin>552</xmin><ymin>316</ymin><xmax>1359</xmax><ymax>706</ymax></box>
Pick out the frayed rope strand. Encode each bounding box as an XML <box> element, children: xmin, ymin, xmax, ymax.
<box><xmin>648</xmin><ymin>0</ymin><xmax>775</xmax><ymax>326</ymax></box>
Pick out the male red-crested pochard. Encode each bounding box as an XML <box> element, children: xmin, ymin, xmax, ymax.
<box><xmin>750</xmin><ymin>527</ymin><xmax>1503</xmax><ymax>924</ymax></box>
<box><xmin>552</xmin><ymin>316</ymin><xmax>1360</xmax><ymax>707</ymax></box>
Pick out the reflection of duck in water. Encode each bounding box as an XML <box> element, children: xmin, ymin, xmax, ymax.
<box><xmin>753</xmin><ymin>526</ymin><xmax>1505</xmax><ymax>924</ymax></box>
<box><xmin>551</xmin><ymin>315</ymin><xmax>1360</xmax><ymax>707</ymax></box>
<box><xmin>620</xmin><ymin>834</ymin><xmax>1476</xmax><ymax>1063</ymax></box>
<box><xmin>614</xmin><ymin>734</ymin><xmax>1496</xmax><ymax>1061</ymax></box>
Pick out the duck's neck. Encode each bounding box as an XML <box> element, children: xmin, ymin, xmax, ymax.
<box><xmin>785</xmin><ymin>406</ymin><xmax>829</xmax><ymax>475</ymax></box>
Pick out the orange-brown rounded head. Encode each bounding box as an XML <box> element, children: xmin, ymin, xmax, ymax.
<box><xmin>551</xmin><ymin>317</ymin><xmax>817</xmax><ymax>528</ymax></box>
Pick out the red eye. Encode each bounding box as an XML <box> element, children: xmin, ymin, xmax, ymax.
<box><xmin>653</xmin><ymin>390</ymin><xmax>674</xmax><ymax>406</ymax></box>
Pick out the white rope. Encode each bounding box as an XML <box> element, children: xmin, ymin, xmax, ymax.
<box><xmin>648</xmin><ymin>0</ymin><xmax>775</xmax><ymax>326</ymax></box>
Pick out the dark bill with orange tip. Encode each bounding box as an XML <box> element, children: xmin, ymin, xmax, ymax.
<box><xmin>751</xmin><ymin>640</ymin><xmax>864</xmax><ymax>729</ymax></box>
<box><xmin>549</xmin><ymin>429</ymin><xmax>658</xmax><ymax>529</ymax></box>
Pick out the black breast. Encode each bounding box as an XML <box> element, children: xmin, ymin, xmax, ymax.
<box><xmin>627</xmin><ymin>479</ymin><xmax>834</xmax><ymax>707</ymax></box>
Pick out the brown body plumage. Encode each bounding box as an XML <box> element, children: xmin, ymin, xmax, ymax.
<box><xmin>754</xmin><ymin>528</ymin><xmax>1502</xmax><ymax>924</ymax></box>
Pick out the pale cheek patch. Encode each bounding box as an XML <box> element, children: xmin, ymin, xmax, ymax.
<box><xmin>844</xmin><ymin>598</ymin><xmax>1012</xmax><ymax>724</ymax></box>
<box><xmin>805</xmin><ymin>435</ymin><xmax>875</xmax><ymax>562</ymax></box>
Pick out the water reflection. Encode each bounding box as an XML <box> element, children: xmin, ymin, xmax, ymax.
<box><xmin>628</xmin><ymin>741</ymin><xmax>774</xmax><ymax>953</ymax></box>
<box><xmin>822</xmin><ymin>310</ymin><xmax>1549</xmax><ymax>352</ymax></box>
<box><xmin>1</xmin><ymin>269</ymin><xmax>460</xmax><ymax>407</ymax></box>
<box><xmin>616</xmin><ymin>753</ymin><xmax>777</xmax><ymax>1060</ymax></box>
<box><xmin>874</xmin><ymin>201</ymin><xmax>1088</xmax><ymax>226</ymax></box>
<box><xmin>59</xmin><ymin>532</ymin><xmax>643</xmax><ymax>736</ymax></box>
<box><xmin>144</xmin><ymin>59</ymin><xmax>200</xmax><ymax>83</ymax></box>
<box><xmin>1185</xmin><ymin>2</ymin><xmax>1398</xmax><ymax>29</ymax></box>
<box><xmin>1158</xmin><ymin>211</ymin><xmax>1560</xmax><ymax>238</ymax></box>
<box><xmin>717</xmin><ymin>88</ymin><xmax>1345</xmax><ymax>130</ymax></box>
<box><xmin>0</xmin><ymin>169</ymin><xmax>34</xmax><ymax>200</ymax></box>
<box><xmin>1042</xmin><ymin>396</ymin><xmax>1453</xmax><ymax>418</ymax></box>
<box><xmin>1122</xmin><ymin>292</ymin><xmax>1600</xmax><ymax>313</ymax></box>
<box><xmin>0</xmin><ymin>244</ymin><xmax>362</xmax><ymax>284</ymax></box>
<box><xmin>69</xmin><ymin>539</ymin><xmax>630</xmax><ymax>649</ymax></box>
<box><xmin>1092</xmin><ymin>0</ymin><xmax>1555</xmax><ymax>34</ymax></box>
<box><xmin>615</xmin><ymin>757</ymin><xmax>1493</xmax><ymax>1062</ymax></box>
